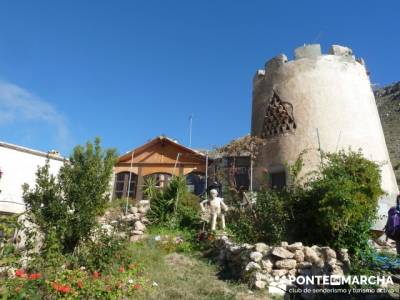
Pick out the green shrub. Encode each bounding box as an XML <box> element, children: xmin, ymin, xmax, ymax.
<box><xmin>146</xmin><ymin>176</ymin><xmax>201</xmax><ymax>230</ymax></box>
<box><xmin>227</xmin><ymin>189</ymin><xmax>290</xmax><ymax>244</ymax></box>
<box><xmin>22</xmin><ymin>137</ymin><xmax>117</xmax><ymax>254</ymax></box>
<box><xmin>228</xmin><ymin>149</ymin><xmax>384</xmax><ymax>259</ymax></box>
<box><xmin>291</xmin><ymin>150</ymin><xmax>384</xmax><ymax>255</ymax></box>
<box><xmin>74</xmin><ymin>229</ymin><xmax>130</xmax><ymax>272</ymax></box>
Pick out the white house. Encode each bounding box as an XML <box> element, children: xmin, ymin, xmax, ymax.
<box><xmin>0</xmin><ymin>141</ymin><xmax>65</xmax><ymax>214</ymax></box>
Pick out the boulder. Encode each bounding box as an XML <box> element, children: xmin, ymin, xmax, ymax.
<box><xmin>254</xmin><ymin>243</ymin><xmax>269</xmax><ymax>254</ymax></box>
<box><xmin>250</xmin><ymin>251</ymin><xmax>263</xmax><ymax>262</ymax></box>
<box><xmin>274</xmin><ymin>259</ymin><xmax>297</xmax><ymax>270</ymax></box>
<box><xmin>287</xmin><ymin>242</ymin><xmax>303</xmax><ymax>251</ymax></box>
<box><xmin>294</xmin><ymin>249</ymin><xmax>305</xmax><ymax>263</ymax></box>
<box><xmin>271</xmin><ymin>247</ymin><xmax>294</xmax><ymax>259</ymax></box>
<box><xmin>134</xmin><ymin>221</ymin><xmax>146</xmax><ymax>232</ymax></box>
<box><xmin>260</xmin><ymin>259</ymin><xmax>273</xmax><ymax>273</ymax></box>
<box><xmin>303</xmin><ymin>246</ymin><xmax>320</xmax><ymax>263</ymax></box>
<box><xmin>253</xmin><ymin>280</ymin><xmax>266</xmax><ymax>290</ymax></box>
<box><xmin>271</xmin><ymin>269</ymin><xmax>288</xmax><ymax>277</ymax></box>
<box><xmin>251</xmin><ymin>271</ymin><xmax>269</xmax><ymax>282</ymax></box>
<box><xmin>121</xmin><ymin>213</ymin><xmax>139</xmax><ymax>222</ymax></box>
<box><xmin>281</xmin><ymin>241</ymin><xmax>289</xmax><ymax>248</ymax></box>
<box><xmin>130</xmin><ymin>206</ymin><xmax>138</xmax><ymax>214</ymax></box>
<box><xmin>245</xmin><ymin>262</ymin><xmax>261</xmax><ymax>272</ymax></box>
<box><xmin>321</xmin><ymin>247</ymin><xmax>336</xmax><ymax>260</ymax></box>
<box><xmin>137</xmin><ymin>200</ymin><xmax>150</xmax><ymax>214</ymax></box>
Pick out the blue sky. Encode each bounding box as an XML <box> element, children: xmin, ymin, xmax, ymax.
<box><xmin>0</xmin><ymin>1</ymin><xmax>399</xmax><ymax>156</ymax></box>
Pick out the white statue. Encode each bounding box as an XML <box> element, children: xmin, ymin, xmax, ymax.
<box><xmin>200</xmin><ymin>189</ymin><xmax>228</xmax><ymax>231</ymax></box>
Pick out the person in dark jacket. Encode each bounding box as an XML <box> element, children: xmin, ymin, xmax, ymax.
<box><xmin>397</xmin><ymin>195</ymin><xmax>400</xmax><ymax>255</ymax></box>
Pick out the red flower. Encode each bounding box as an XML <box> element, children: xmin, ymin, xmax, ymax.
<box><xmin>93</xmin><ymin>271</ymin><xmax>100</xmax><ymax>278</ymax></box>
<box><xmin>132</xmin><ymin>283</ymin><xmax>141</xmax><ymax>290</ymax></box>
<box><xmin>28</xmin><ymin>273</ymin><xmax>41</xmax><ymax>280</ymax></box>
<box><xmin>118</xmin><ymin>267</ymin><xmax>125</xmax><ymax>273</ymax></box>
<box><xmin>15</xmin><ymin>269</ymin><xmax>26</xmax><ymax>278</ymax></box>
<box><xmin>51</xmin><ymin>282</ymin><xmax>72</xmax><ymax>294</ymax></box>
<box><xmin>77</xmin><ymin>281</ymin><xmax>84</xmax><ymax>289</ymax></box>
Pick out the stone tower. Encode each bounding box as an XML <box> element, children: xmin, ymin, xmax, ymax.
<box><xmin>251</xmin><ymin>44</ymin><xmax>399</xmax><ymax>226</ymax></box>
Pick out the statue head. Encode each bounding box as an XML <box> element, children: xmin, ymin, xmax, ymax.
<box><xmin>210</xmin><ymin>189</ymin><xmax>218</xmax><ymax>198</ymax></box>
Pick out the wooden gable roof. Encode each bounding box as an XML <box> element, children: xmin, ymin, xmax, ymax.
<box><xmin>117</xmin><ymin>136</ymin><xmax>208</xmax><ymax>165</ymax></box>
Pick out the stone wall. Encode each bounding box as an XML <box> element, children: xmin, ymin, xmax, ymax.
<box><xmin>212</xmin><ymin>236</ymin><xmax>350</xmax><ymax>294</ymax></box>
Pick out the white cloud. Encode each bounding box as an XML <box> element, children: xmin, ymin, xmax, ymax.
<box><xmin>0</xmin><ymin>80</ymin><xmax>71</xmax><ymax>150</ymax></box>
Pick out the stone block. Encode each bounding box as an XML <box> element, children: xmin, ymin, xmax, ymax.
<box><xmin>271</xmin><ymin>247</ymin><xmax>294</xmax><ymax>259</ymax></box>
<box><xmin>271</xmin><ymin>269</ymin><xmax>288</xmax><ymax>277</ymax></box>
<box><xmin>254</xmin><ymin>242</ymin><xmax>269</xmax><ymax>254</ymax></box>
<box><xmin>261</xmin><ymin>259</ymin><xmax>273</xmax><ymax>273</ymax></box>
<box><xmin>303</xmin><ymin>246</ymin><xmax>319</xmax><ymax>263</ymax></box>
<box><xmin>294</xmin><ymin>249</ymin><xmax>305</xmax><ymax>263</ymax></box>
<box><xmin>253</xmin><ymin>280</ymin><xmax>266</xmax><ymax>290</ymax></box>
<box><xmin>250</xmin><ymin>251</ymin><xmax>263</xmax><ymax>262</ymax></box>
<box><xmin>274</xmin><ymin>259</ymin><xmax>297</xmax><ymax>270</ymax></box>
<box><xmin>245</xmin><ymin>262</ymin><xmax>261</xmax><ymax>272</ymax></box>
<box><xmin>287</xmin><ymin>242</ymin><xmax>303</xmax><ymax>251</ymax></box>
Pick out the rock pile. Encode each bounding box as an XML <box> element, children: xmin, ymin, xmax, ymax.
<box><xmin>98</xmin><ymin>200</ymin><xmax>150</xmax><ymax>242</ymax></box>
<box><xmin>212</xmin><ymin>236</ymin><xmax>350</xmax><ymax>294</ymax></box>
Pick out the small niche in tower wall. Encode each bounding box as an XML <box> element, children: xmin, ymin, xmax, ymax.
<box><xmin>261</xmin><ymin>91</ymin><xmax>296</xmax><ymax>138</ymax></box>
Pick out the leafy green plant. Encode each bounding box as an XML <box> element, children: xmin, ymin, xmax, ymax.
<box><xmin>227</xmin><ymin>189</ymin><xmax>290</xmax><ymax>244</ymax></box>
<box><xmin>22</xmin><ymin>137</ymin><xmax>117</xmax><ymax>254</ymax></box>
<box><xmin>228</xmin><ymin>149</ymin><xmax>384</xmax><ymax>260</ymax></box>
<box><xmin>142</xmin><ymin>176</ymin><xmax>158</xmax><ymax>199</ymax></box>
<box><xmin>291</xmin><ymin>150</ymin><xmax>384</xmax><ymax>255</ymax></box>
<box><xmin>147</xmin><ymin>176</ymin><xmax>201</xmax><ymax>230</ymax></box>
<box><xmin>74</xmin><ymin>228</ymin><xmax>129</xmax><ymax>272</ymax></box>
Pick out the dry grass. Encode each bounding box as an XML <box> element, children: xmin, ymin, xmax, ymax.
<box><xmin>128</xmin><ymin>234</ymin><xmax>273</xmax><ymax>300</ymax></box>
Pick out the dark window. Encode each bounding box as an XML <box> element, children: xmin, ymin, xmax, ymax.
<box><xmin>270</xmin><ymin>171</ymin><xmax>286</xmax><ymax>190</ymax></box>
<box><xmin>114</xmin><ymin>172</ymin><xmax>137</xmax><ymax>198</ymax></box>
<box><xmin>186</xmin><ymin>172</ymin><xmax>206</xmax><ymax>196</ymax></box>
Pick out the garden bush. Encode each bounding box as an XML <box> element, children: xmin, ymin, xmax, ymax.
<box><xmin>146</xmin><ymin>176</ymin><xmax>201</xmax><ymax>230</ymax></box>
<box><xmin>227</xmin><ymin>189</ymin><xmax>290</xmax><ymax>244</ymax></box>
<box><xmin>22</xmin><ymin>137</ymin><xmax>117</xmax><ymax>254</ymax></box>
<box><xmin>291</xmin><ymin>150</ymin><xmax>384</xmax><ymax>255</ymax></box>
<box><xmin>228</xmin><ymin>149</ymin><xmax>384</xmax><ymax>259</ymax></box>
